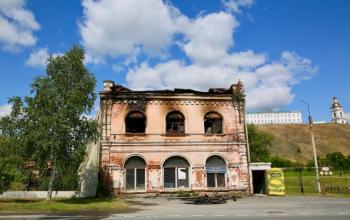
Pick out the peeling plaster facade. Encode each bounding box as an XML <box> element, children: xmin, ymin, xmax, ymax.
<box><xmin>99</xmin><ymin>80</ymin><xmax>250</xmax><ymax>194</ymax></box>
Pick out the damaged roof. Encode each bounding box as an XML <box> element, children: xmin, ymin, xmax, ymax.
<box><xmin>103</xmin><ymin>81</ymin><xmax>240</xmax><ymax>94</ymax></box>
<box><xmin>100</xmin><ymin>80</ymin><xmax>245</xmax><ymax>100</ymax></box>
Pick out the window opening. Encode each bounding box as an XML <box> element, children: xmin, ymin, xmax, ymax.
<box><xmin>166</xmin><ymin>112</ymin><xmax>185</xmax><ymax>134</ymax></box>
<box><xmin>125</xmin><ymin>156</ymin><xmax>146</xmax><ymax>191</ymax></box>
<box><xmin>163</xmin><ymin>156</ymin><xmax>189</xmax><ymax>188</ymax></box>
<box><xmin>125</xmin><ymin>111</ymin><xmax>146</xmax><ymax>133</ymax></box>
<box><xmin>204</xmin><ymin>112</ymin><xmax>222</xmax><ymax>134</ymax></box>
<box><xmin>204</xmin><ymin>112</ymin><xmax>223</xmax><ymax>134</ymax></box>
<box><xmin>206</xmin><ymin>156</ymin><xmax>226</xmax><ymax>188</ymax></box>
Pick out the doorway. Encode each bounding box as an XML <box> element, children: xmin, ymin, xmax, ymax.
<box><xmin>252</xmin><ymin>170</ymin><xmax>266</xmax><ymax>194</ymax></box>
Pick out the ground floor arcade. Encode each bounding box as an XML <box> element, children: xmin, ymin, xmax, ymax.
<box><xmin>101</xmin><ymin>151</ymin><xmax>250</xmax><ymax>194</ymax></box>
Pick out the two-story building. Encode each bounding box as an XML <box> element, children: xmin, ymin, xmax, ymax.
<box><xmin>98</xmin><ymin>80</ymin><xmax>250</xmax><ymax>194</ymax></box>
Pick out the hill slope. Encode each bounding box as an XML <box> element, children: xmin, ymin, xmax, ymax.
<box><xmin>255</xmin><ymin>124</ymin><xmax>350</xmax><ymax>163</ymax></box>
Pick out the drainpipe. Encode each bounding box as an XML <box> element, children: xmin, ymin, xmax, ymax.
<box><xmin>242</xmin><ymin>99</ymin><xmax>252</xmax><ymax>194</ymax></box>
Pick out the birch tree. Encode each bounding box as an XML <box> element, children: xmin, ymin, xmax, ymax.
<box><xmin>18</xmin><ymin>46</ymin><xmax>97</xmax><ymax>200</ymax></box>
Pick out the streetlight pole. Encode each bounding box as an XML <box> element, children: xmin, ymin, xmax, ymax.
<box><xmin>301</xmin><ymin>100</ymin><xmax>322</xmax><ymax>193</ymax></box>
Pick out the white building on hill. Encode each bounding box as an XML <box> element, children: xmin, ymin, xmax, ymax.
<box><xmin>331</xmin><ymin>97</ymin><xmax>347</xmax><ymax>124</ymax></box>
<box><xmin>246</xmin><ymin>111</ymin><xmax>302</xmax><ymax>125</ymax></box>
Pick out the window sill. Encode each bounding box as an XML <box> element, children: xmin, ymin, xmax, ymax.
<box><xmin>164</xmin><ymin>133</ymin><xmax>187</xmax><ymax>137</ymax></box>
<box><xmin>125</xmin><ymin>133</ymin><xmax>146</xmax><ymax>136</ymax></box>
<box><xmin>163</xmin><ymin>187</ymin><xmax>191</xmax><ymax>192</ymax></box>
<box><xmin>204</xmin><ymin>133</ymin><xmax>225</xmax><ymax>136</ymax></box>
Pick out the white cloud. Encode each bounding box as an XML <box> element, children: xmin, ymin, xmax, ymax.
<box><xmin>0</xmin><ymin>0</ymin><xmax>40</xmax><ymax>52</ymax></box>
<box><xmin>80</xmin><ymin>0</ymin><xmax>318</xmax><ymax>111</ymax></box>
<box><xmin>80</xmin><ymin>0</ymin><xmax>178</xmax><ymax>63</ymax></box>
<box><xmin>222</xmin><ymin>0</ymin><xmax>254</xmax><ymax>14</ymax></box>
<box><xmin>0</xmin><ymin>104</ymin><xmax>11</xmax><ymax>118</ymax></box>
<box><xmin>126</xmin><ymin>51</ymin><xmax>317</xmax><ymax>111</ymax></box>
<box><xmin>26</xmin><ymin>47</ymin><xmax>63</xmax><ymax>68</ymax></box>
<box><xmin>26</xmin><ymin>47</ymin><xmax>49</xmax><ymax>67</ymax></box>
<box><xmin>180</xmin><ymin>12</ymin><xmax>239</xmax><ymax>65</ymax></box>
<box><xmin>281</xmin><ymin>51</ymin><xmax>318</xmax><ymax>83</ymax></box>
<box><xmin>79</xmin><ymin>0</ymin><xmax>257</xmax><ymax>67</ymax></box>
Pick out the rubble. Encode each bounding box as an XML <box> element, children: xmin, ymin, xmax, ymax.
<box><xmin>181</xmin><ymin>194</ymin><xmax>240</xmax><ymax>205</ymax></box>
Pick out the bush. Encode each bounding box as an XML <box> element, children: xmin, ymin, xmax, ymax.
<box><xmin>248</xmin><ymin>125</ymin><xmax>273</xmax><ymax>162</ymax></box>
<box><xmin>269</xmin><ymin>156</ymin><xmax>293</xmax><ymax>168</ymax></box>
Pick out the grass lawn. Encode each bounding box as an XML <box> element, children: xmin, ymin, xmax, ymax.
<box><xmin>0</xmin><ymin>197</ymin><xmax>130</xmax><ymax>213</ymax></box>
<box><xmin>284</xmin><ymin>170</ymin><xmax>350</xmax><ymax>197</ymax></box>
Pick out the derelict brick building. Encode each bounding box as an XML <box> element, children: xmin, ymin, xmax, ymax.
<box><xmin>99</xmin><ymin>80</ymin><xmax>250</xmax><ymax>194</ymax></box>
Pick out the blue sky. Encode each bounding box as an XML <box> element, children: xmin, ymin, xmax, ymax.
<box><xmin>0</xmin><ymin>0</ymin><xmax>349</xmax><ymax>123</ymax></box>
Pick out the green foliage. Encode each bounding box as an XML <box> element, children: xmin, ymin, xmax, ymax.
<box><xmin>306</xmin><ymin>159</ymin><xmax>315</xmax><ymax>169</ymax></box>
<box><xmin>269</xmin><ymin>156</ymin><xmax>293</xmax><ymax>168</ymax></box>
<box><xmin>1</xmin><ymin>46</ymin><xmax>97</xmax><ymax>197</ymax></box>
<box><xmin>0</xmin><ymin>98</ymin><xmax>27</xmax><ymax>193</ymax></box>
<box><xmin>0</xmin><ymin>137</ymin><xmax>15</xmax><ymax>193</ymax></box>
<box><xmin>326</xmin><ymin>152</ymin><xmax>348</xmax><ymax>170</ymax></box>
<box><xmin>96</xmin><ymin>180</ymin><xmax>112</xmax><ymax>198</ymax></box>
<box><xmin>248</xmin><ymin>124</ymin><xmax>273</xmax><ymax>162</ymax></box>
<box><xmin>0</xmin><ymin>198</ymin><xmax>129</xmax><ymax>212</ymax></box>
<box><xmin>23</xmin><ymin>46</ymin><xmax>97</xmax><ymax>170</ymax></box>
<box><xmin>305</xmin><ymin>152</ymin><xmax>350</xmax><ymax>171</ymax></box>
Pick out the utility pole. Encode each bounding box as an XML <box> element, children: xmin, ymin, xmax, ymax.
<box><xmin>301</xmin><ymin>100</ymin><xmax>322</xmax><ymax>193</ymax></box>
<box><xmin>297</xmin><ymin>148</ymin><xmax>304</xmax><ymax>194</ymax></box>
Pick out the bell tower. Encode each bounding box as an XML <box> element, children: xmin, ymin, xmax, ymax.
<box><xmin>331</xmin><ymin>97</ymin><xmax>347</xmax><ymax>124</ymax></box>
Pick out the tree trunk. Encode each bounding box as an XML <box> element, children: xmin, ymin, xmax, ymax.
<box><xmin>47</xmin><ymin>159</ymin><xmax>56</xmax><ymax>201</ymax></box>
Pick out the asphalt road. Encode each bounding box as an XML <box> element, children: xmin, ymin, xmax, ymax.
<box><xmin>106</xmin><ymin>195</ymin><xmax>350</xmax><ymax>220</ymax></box>
<box><xmin>1</xmin><ymin>196</ymin><xmax>350</xmax><ymax>219</ymax></box>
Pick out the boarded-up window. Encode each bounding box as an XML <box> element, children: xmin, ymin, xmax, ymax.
<box><xmin>206</xmin><ymin>156</ymin><xmax>226</xmax><ymax>188</ymax></box>
<box><xmin>166</xmin><ymin>111</ymin><xmax>185</xmax><ymax>134</ymax></box>
<box><xmin>125</xmin><ymin>156</ymin><xmax>146</xmax><ymax>191</ymax></box>
<box><xmin>125</xmin><ymin>111</ymin><xmax>146</xmax><ymax>133</ymax></box>
<box><xmin>204</xmin><ymin>112</ymin><xmax>222</xmax><ymax>134</ymax></box>
<box><xmin>163</xmin><ymin>156</ymin><xmax>189</xmax><ymax>188</ymax></box>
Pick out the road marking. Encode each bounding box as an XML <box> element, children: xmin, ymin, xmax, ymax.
<box><xmin>191</xmin><ymin>214</ymin><xmax>204</xmax><ymax>217</ymax></box>
<box><xmin>214</xmin><ymin>214</ymin><xmax>226</xmax><ymax>217</ymax></box>
<box><xmin>278</xmin><ymin>213</ymin><xmax>289</xmax><ymax>216</ymax></box>
<box><xmin>257</xmin><ymin>213</ymin><xmax>268</xmax><ymax>216</ymax></box>
<box><xmin>236</xmin><ymin>214</ymin><xmax>248</xmax><ymax>216</ymax></box>
<box><xmin>168</xmin><ymin>214</ymin><xmax>182</xmax><ymax>217</ymax></box>
<box><xmin>319</xmin><ymin>212</ymin><xmax>328</xmax><ymax>215</ymax></box>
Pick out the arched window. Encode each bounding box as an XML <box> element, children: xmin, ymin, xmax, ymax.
<box><xmin>206</xmin><ymin>156</ymin><xmax>226</xmax><ymax>188</ymax></box>
<box><xmin>125</xmin><ymin>156</ymin><xmax>146</xmax><ymax>191</ymax></box>
<box><xmin>163</xmin><ymin>156</ymin><xmax>190</xmax><ymax>188</ymax></box>
<box><xmin>166</xmin><ymin>111</ymin><xmax>185</xmax><ymax>134</ymax></box>
<box><xmin>204</xmin><ymin>112</ymin><xmax>222</xmax><ymax>134</ymax></box>
<box><xmin>125</xmin><ymin>111</ymin><xmax>146</xmax><ymax>133</ymax></box>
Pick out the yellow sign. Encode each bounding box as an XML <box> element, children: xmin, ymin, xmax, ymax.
<box><xmin>267</xmin><ymin>168</ymin><xmax>285</xmax><ymax>196</ymax></box>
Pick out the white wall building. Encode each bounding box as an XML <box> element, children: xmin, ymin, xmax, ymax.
<box><xmin>246</xmin><ymin>111</ymin><xmax>302</xmax><ymax>125</ymax></box>
<box><xmin>331</xmin><ymin>97</ymin><xmax>347</xmax><ymax>124</ymax></box>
